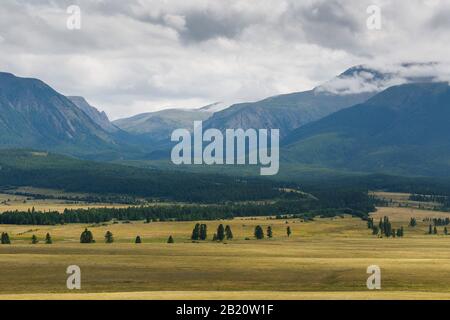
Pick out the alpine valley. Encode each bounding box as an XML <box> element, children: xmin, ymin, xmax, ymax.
<box><xmin>1</xmin><ymin>63</ymin><xmax>450</xmax><ymax>180</ymax></box>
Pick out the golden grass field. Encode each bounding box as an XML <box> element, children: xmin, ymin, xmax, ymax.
<box><xmin>1</xmin><ymin>197</ymin><xmax>450</xmax><ymax>300</ymax></box>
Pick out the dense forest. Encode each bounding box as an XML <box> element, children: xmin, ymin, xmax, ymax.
<box><xmin>0</xmin><ymin>150</ymin><xmax>299</xmax><ymax>203</ymax></box>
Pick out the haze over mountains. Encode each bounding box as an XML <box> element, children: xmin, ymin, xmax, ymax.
<box><xmin>113</xmin><ymin>107</ymin><xmax>213</xmax><ymax>142</ymax></box>
<box><xmin>1</xmin><ymin>63</ymin><xmax>449</xmax><ymax>178</ymax></box>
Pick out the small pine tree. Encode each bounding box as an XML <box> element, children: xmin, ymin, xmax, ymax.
<box><xmin>409</xmin><ymin>218</ymin><xmax>417</xmax><ymax>227</ymax></box>
<box><xmin>135</xmin><ymin>235</ymin><xmax>142</xmax><ymax>243</ymax></box>
<box><xmin>31</xmin><ymin>234</ymin><xmax>38</xmax><ymax>244</ymax></box>
<box><xmin>225</xmin><ymin>225</ymin><xmax>233</xmax><ymax>240</ymax></box>
<box><xmin>104</xmin><ymin>231</ymin><xmax>114</xmax><ymax>243</ymax></box>
<box><xmin>428</xmin><ymin>224</ymin><xmax>433</xmax><ymax>235</ymax></box>
<box><xmin>267</xmin><ymin>226</ymin><xmax>273</xmax><ymax>238</ymax></box>
<box><xmin>191</xmin><ymin>223</ymin><xmax>200</xmax><ymax>240</ymax></box>
<box><xmin>433</xmin><ymin>226</ymin><xmax>438</xmax><ymax>235</ymax></box>
<box><xmin>199</xmin><ymin>224</ymin><xmax>207</xmax><ymax>240</ymax></box>
<box><xmin>286</xmin><ymin>226</ymin><xmax>292</xmax><ymax>237</ymax></box>
<box><xmin>1</xmin><ymin>232</ymin><xmax>11</xmax><ymax>244</ymax></box>
<box><xmin>217</xmin><ymin>224</ymin><xmax>225</xmax><ymax>241</ymax></box>
<box><xmin>45</xmin><ymin>233</ymin><xmax>52</xmax><ymax>244</ymax></box>
<box><xmin>80</xmin><ymin>228</ymin><xmax>94</xmax><ymax>243</ymax></box>
<box><xmin>212</xmin><ymin>233</ymin><xmax>218</xmax><ymax>241</ymax></box>
<box><xmin>254</xmin><ymin>225</ymin><xmax>264</xmax><ymax>239</ymax></box>
<box><xmin>444</xmin><ymin>227</ymin><xmax>448</xmax><ymax>235</ymax></box>
<box><xmin>167</xmin><ymin>235</ymin><xmax>174</xmax><ymax>243</ymax></box>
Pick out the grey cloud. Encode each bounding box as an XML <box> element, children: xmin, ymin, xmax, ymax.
<box><xmin>284</xmin><ymin>0</ymin><xmax>364</xmax><ymax>52</ymax></box>
<box><xmin>181</xmin><ymin>11</ymin><xmax>247</xmax><ymax>42</ymax></box>
<box><xmin>1</xmin><ymin>0</ymin><xmax>450</xmax><ymax>119</ymax></box>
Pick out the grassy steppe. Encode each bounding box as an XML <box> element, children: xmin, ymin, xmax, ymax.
<box><xmin>1</xmin><ymin>206</ymin><xmax>450</xmax><ymax>299</ymax></box>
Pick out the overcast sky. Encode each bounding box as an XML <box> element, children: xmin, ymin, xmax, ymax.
<box><xmin>1</xmin><ymin>0</ymin><xmax>450</xmax><ymax>119</ymax></box>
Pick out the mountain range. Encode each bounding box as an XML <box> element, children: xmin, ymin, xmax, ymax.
<box><xmin>113</xmin><ymin>107</ymin><xmax>213</xmax><ymax>142</ymax></box>
<box><xmin>204</xmin><ymin>66</ymin><xmax>382</xmax><ymax>138</ymax></box>
<box><xmin>1</xmin><ymin>64</ymin><xmax>449</xmax><ymax>178</ymax></box>
<box><xmin>283</xmin><ymin>82</ymin><xmax>450</xmax><ymax>177</ymax></box>
<box><xmin>0</xmin><ymin>72</ymin><xmax>124</xmax><ymax>158</ymax></box>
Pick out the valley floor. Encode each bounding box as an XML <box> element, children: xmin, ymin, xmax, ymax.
<box><xmin>0</xmin><ymin>206</ymin><xmax>450</xmax><ymax>300</ymax></box>
<box><xmin>1</xmin><ymin>291</ymin><xmax>449</xmax><ymax>300</ymax></box>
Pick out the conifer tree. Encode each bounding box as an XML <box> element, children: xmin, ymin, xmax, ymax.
<box><xmin>1</xmin><ymin>232</ymin><xmax>11</xmax><ymax>244</ymax></box>
<box><xmin>225</xmin><ymin>225</ymin><xmax>233</xmax><ymax>240</ymax></box>
<box><xmin>267</xmin><ymin>226</ymin><xmax>273</xmax><ymax>238</ymax></box>
<box><xmin>135</xmin><ymin>235</ymin><xmax>142</xmax><ymax>243</ymax></box>
<box><xmin>433</xmin><ymin>226</ymin><xmax>438</xmax><ymax>235</ymax></box>
<box><xmin>429</xmin><ymin>224</ymin><xmax>433</xmax><ymax>235</ymax></box>
<box><xmin>383</xmin><ymin>216</ymin><xmax>392</xmax><ymax>237</ymax></box>
<box><xmin>217</xmin><ymin>224</ymin><xmax>225</xmax><ymax>241</ymax></box>
<box><xmin>191</xmin><ymin>223</ymin><xmax>200</xmax><ymax>240</ymax></box>
<box><xmin>104</xmin><ymin>231</ymin><xmax>114</xmax><ymax>243</ymax></box>
<box><xmin>372</xmin><ymin>226</ymin><xmax>379</xmax><ymax>235</ymax></box>
<box><xmin>80</xmin><ymin>228</ymin><xmax>94</xmax><ymax>243</ymax></box>
<box><xmin>286</xmin><ymin>226</ymin><xmax>292</xmax><ymax>237</ymax></box>
<box><xmin>444</xmin><ymin>227</ymin><xmax>448</xmax><ymax>235</ymax></box>
<box><xmin>212</xmin><ymin>233</ymin><xmax>217</xmax><ymax>241</ymax></box>
<box><xmin>199</xmin><ymin>224</ymin><xmax>207</xmax><ymax>240</ymax></box>
<box><xmin>254</xmin><ymin>225</ymin><xmax>264</xmax><ymax>239</ymax></box>
<box><xmin>31</xmin><ymin>234</ymin><xmax>38</xmax><ymax>244</ymax></box>
<box><xmin>167</xmin><ymin>235</ymin><xmax>174</xmax><ymax>243</ymax></box>
<box><xmin>45</xmin><ymin>233</ymin><xmax>52</xmax><ymax>244</ymax></box>
<box><xmin>397</xmin><ymin>226</ymin><xmax>404</xmax><ymax>237</ymax></box>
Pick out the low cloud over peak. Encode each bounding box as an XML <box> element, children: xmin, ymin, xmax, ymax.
<box><xmin>316</xmin><ymin>62</ymin><xmax>450</xmax><ymax>95</ymax></box>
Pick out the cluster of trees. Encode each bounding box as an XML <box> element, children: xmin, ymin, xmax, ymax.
<box><xmin>0</xmin><ymin>191</ymin><xmax>375</xmax><ymax>227</ymax></box>
<box><xmin>191</xmin><ymin>224</ymin><xmax>208</xmax><ymax>241</ymax></box>
<box><xmin>424</xmin><ymin>217</ymin><xmax>450</xmax><ymax>226</ymax></box>
<box><xmin>428</xmin><ymin>225</ymin><xmax>448</xmax><ymax>235</ymax></box>
<box><xmin>254</xmin><ymin>225</ymin><xmax>292</xmax><ymax>239</ymax></box>
<box><xmin>367</xmin><ymin>217</ymin><xmax>404</xmax><ymax>238</ymax></box>
<box><xmin>212</xmin><ymin>225</ymin><xmax>234</xmax><ymax>241</ymax></box>
<box><xmin>189</xmin><ymin>224</ymin><xmax>292</xmax><ymax>241</ymax></box>
<box><xmin>409</xmin><ymin>194</ymin><xmax>449</xmax><ymax>204</ymax></box>
<box><xmin>1</xmin><ymin>232</ymin><xmax>53</xmax><ymax>245</ymax></box>
<box><xmin>191</xmin><ymin>223</ymin><xmax>236</xmax><ymax>241</ymax></box>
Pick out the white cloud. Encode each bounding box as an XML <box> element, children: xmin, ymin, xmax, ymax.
<box><xmin>0</xmin><ymin>0</ymin><xmax>450</xmax><ymax>119</ymax></box>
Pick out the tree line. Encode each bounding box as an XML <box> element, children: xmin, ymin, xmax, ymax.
<box><xmin>0</xmin><ymin>191</ymin><xmax>375</xmax><ymax>226</ymax></box>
